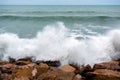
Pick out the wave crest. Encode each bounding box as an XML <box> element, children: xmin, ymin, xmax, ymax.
<box><xmin>0</xmin><ymin>22</ymin><xmax>120</xmax><ymax>66</ymax></box>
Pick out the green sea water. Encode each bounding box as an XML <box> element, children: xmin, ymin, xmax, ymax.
<box><xmin>0</xmin><ymin>5</ymin><xmax>120</xmax><ymax>38</ymax></box>
<box><xmin>0</xmin><ymin>5</ymin><xmax>120</xmax><ymax>65</ymax></box>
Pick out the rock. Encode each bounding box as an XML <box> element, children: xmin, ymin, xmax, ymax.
<box><xmin>0</xmin><ymin>61</ymin><xmax>8</xmax><ymax>65</ymax></box>
<box><xmin>9</xmin><ymin>57</ymin><xmax>16</xmax><ymax>63</ymax></box>
<box><xmin>93</xmin><ymin>61</ymin><xmax>120</xmax><ymax>71</ymax></box>
<box><xmin>70</xmin><ymin>64</ymin><xmax>81</xmax><ymax>74</ymax></box>
<box><xmin>35</xmin><ymin>63</ymin><xmax>49</xmax><ymax>78</ymax></box>
<box><xmin>17</xmin><ymin>57</ymin><xmax>32</xmax><ymax>62</ymax></box>
<box><xmin>37</xmin><ymin>70</ymin><xmax>57</xmax><ymax>80</ymax></box>
<box><xmin>60</xmin><ymin>65</ymin><xmax>76</xmax><ymax>73</ymax></box>
<box><xmin>14</xmin><ymin>68</ymin><xmax>33</xmax><ymax>80</ymax></box>
<box><xmin>73</xmin><ymin>74</ymin><xmax>84</xmax><ymax>80</ymax></box>
<box><xmin>50</xmin><ymin>66</ymin><xmax>58</xmax><ymax>71</ymax></box>
<box><xmin>2</xmin><ymin>63</ymin><xmax>15</xmax><ymax>69</ymax></box>
<box><xmin>80</xmin><ymin>64</ymin><xmax>92</xmax><ymax>76</ymax></box>
<box><xmin>0</xmin><ymin>73</ymin><xmax>13</xmax><ymax>80</ymax></box>
<box><xmin>15</xmin><ymin>61</ymin><xmax>31</xmax><ymax>66</ymax></box>
<box><xmin>14</xmin><ymin>77</ymin><xmax>29</xmax><ymax>80</ymax></box>
<box><xmin>35</xmin><ymin>60</ymin><xmax>61</xmax><ymax>67</ymax></box>
<box><xmin>15</xmin><ymin>57</ymin><xmax>33</xmax><ymax>66</ymax></box>
<box><xmin>38</xmin><ymin>69</ymin><xmax>75</xmax><ymax>80</ymax></box>
<box><xmin>18</xmin><ymin>63</ymin><xmax>36</xmax><ymax>69</ymax></box>
<box><xmin>1</xmin><ymin>63</ymin><xmax>16</xmax><ymax>74</ymax></box>
<box><xmin>86</xmin><ymin>69</ymin><xmax>120</xmax><ymax>80</ymax></box>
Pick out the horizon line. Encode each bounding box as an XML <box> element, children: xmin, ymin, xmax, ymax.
<box><xmin>0</xmin><ymin>4</ymin><xmax>120</xmax><ymax>6</ymax></box>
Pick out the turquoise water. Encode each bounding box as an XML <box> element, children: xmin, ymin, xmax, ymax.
<box><xmin>0</xmin><ymin>5</ymin><xmax>120</xmax><ymax>65</ymax></box>
<box><xmin>0</xmin><ymin>5</ymin><xmax>120</xmax><ymax>37</ymax></box>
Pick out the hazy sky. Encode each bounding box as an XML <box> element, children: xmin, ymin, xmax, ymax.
<box><xmin>0</xmin><ymin>0</ymin><xmax>120</xmax><ymax>5</ymax></box>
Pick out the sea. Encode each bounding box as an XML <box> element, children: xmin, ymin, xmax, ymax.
<box><xmin>0</xmin><ymin>5</ymin><xmax>120</xmax><ymax>66</ymax></box>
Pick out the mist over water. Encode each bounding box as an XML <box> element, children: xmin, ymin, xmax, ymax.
<box><xmin>0</xmin><ymin>5</ymin><xmax>120</xmax><ymax>66</ymax></box>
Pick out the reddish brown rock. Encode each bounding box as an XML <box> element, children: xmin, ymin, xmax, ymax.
<box><xmin>37</xmin><ymin>70</ymin><xmax>57</xmax><ymax>80</ymax></box>
<box><xmin>1</xmin><ymin>63</ymin><xmax>17</xmax><ymax>74</ymax></box>
<box><xmin>93</xmin><ymin>61</ymin><xmax>120</xmax><ymax>71</ymax></box>
<box><xmin>13</xmin><ymin>67</ymin><xmax>33</xmax><ymax>80</ymax></box>
<box><xmin>73</xmin><ymin>74</ymin><xmax>84</xmax><ymax>80</ymax></box>
<box><xmin>38</xmin><ymin>69</ymin><xmax>75</xmax><ymax>80</ymax></box>
<box><xmin>86</xmin><ymin>69</ymin><xmax>120</xmax><ymax>80</ymax></box>
<box><xmin>0</xmin><ymin>61</ymin><xmax>8</xmax><ymax>65</ymax></box>
<box><xmin>70</xmin><ymin>64</ymin><xmax>81</xmax><ymax>74</ymax></box>
<box><xmin>18</xmin><ymin>63</ymin><xmax>36</xmax><ymax>69</ymax></box>
<box><xmin>14</xmin><ymin>77</ymin><xmax>29</xmax><ymax>80</ymax></box>
<box><xmin>15</xmin><ymin>61</ymin><xmax>31</xmax><ymax>65</ymax></box>
<box><xmin>35</xmin><ymin>63</ymin><xmax>49</xmax><ymax>78</ymax></box>
<box><xmin>0</xmin><ymin>73</ymin><xmax>13</xmax><ymax>80</ymax></box>
<box><xmin>60</xmin><ymin>65</ymin><xmax>76</xmax><ymax>73</ymax></box>
<box><xmin>15</xmin><ymin>57</ymin><xmax>32</xmax><ymax>65</ymax></box>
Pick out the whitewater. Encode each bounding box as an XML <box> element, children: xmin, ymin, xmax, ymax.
<box><xmin>0</xmin><ymin>5</ymin><xmax>120</xmax><ymax>66</ymax></box>
<box><xmin>0</xmin><ymin>22</ymin><xmax>120</xmax><ymax>66</ymax></box>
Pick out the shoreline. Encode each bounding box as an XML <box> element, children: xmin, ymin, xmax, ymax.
<box><xmin>0</xmin><ymin>57</ymin><xmax>120</xmax><ymax>80</ymax></box>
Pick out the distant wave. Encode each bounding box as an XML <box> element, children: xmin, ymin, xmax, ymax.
<box><xmin>0</xmin><ymin>15</ymin><xmax>120</xmax><ymax>20</ymax></box>
<box><xmin>23</xmin><ymin>11</ymin><xmax>96</xmax><ymax>13</ymax></box>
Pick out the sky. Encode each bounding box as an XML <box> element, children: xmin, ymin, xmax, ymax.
<box><xmin>0</xmin><ymin>0</ymin><xmax>120</xmax><ymax>5</ymax></box>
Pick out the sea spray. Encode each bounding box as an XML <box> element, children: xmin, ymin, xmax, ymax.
<box><xmin>0</xmin><ymin>22</ymin><xmax>120</xmax><ymax>66</ymax></box>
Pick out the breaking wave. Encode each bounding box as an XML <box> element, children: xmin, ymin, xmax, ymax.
<box><xmin>0</xmin><ymin>22</ymin><xmax>120</xmax><ymax>66</ymax></box>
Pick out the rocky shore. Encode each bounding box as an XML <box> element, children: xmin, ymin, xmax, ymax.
<box><xmin>0</xmin><ymin>57</ymin><xmax>120</xmax><ymax>80</ymax></box>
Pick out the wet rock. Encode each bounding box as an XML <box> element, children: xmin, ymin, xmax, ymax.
<box><xmin>93</xmin><ymin>61</ymin><xmax>120</xmax><ymax>71</ymax></box>
<box><xmin>70</xmin><ymin>64</ymin><xmax>81</xmax><ymax>74</ymax></box>
<box><xmin>80</xmin><ymin>64</ymin><xmax>92</xmax><ymax>76</ymax></box>
<box><xmin>35</xmin><ymin>60</ymin><xmax>61</xmax><ymax>67</ymax></box>
<box><xmin>15</xmin><ymin>61</ymin><xmax>31</xmax><ymax>66</ymax></box>
<box><xmin>9</xmin><ymin>57</ymin><xmax>16</xmax><ymax>63</ymax></box>
<box><xmin>15</xmin><ymin>57</ymin><xmax>33</xmax><ymax>66</ymax></box>
<box><xmin>60</xmin><ymin>65</ymin><xmax>76</xmax><ymax>73</ymax></box>
<box><xmin>17</xmin><ymin>57</ymin><xmax>32</xmax><ymax>62</ymax></box>
<box><xmin>86</xmin><ymin>69</ymin><xmax>120</xmax><ymax>80</ymax></box>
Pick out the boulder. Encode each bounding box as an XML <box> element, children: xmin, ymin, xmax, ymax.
<box><xmin>14</xmin><ymin>68</ymin><xmax>33</xmax><ymax>80</ymax></box>
<box><xmin>1</xmin><ymin>63</ymin><xmax>17</xmax><ymax>74</ymax></box>
<box><xmin>15</xmin><ymin>58</ymin><xmax>33</xmax><ymax>66</ymax></box>
<box><xmin>70</xmin><ymin>64</ymin><xmax>81</xmax><ymax>74</ymax></box>
<box><xmin>0</xmin><ymin>61</ymin><xmax>8</xmax><ymax>65</ymax></box>
<box><xmin>80</xmin><ymin>64</ymin><xmax>92</xmax><ymax>76</ymax></box>
<box><xmin>37</xmin><ymin>69</ymin><xmax>75</xmax><ymax>80</ymax></box>
<box><xmin>17</xmin><ymin>57</ymin><xmax>32</xmax><ymax>62</ymax></box>
<box><xmin>35</xmin><ymin>63</ymin><xmax>49</xmax><ymax>78</ymax></box>
<box><xmin>35</xmin><ymin>60</ymin><xmax>61</xmax><ymax>67</ymax></box>
<box><xmin>9</xmin><ymin>57</ymin><xmax>16</xmax><ymax>63</ymax></box>
<box><xmin>0</xmin><ymin>73</ymin><xmax>12</xmax><ymax>80</ymax></box>
<box><xmin>93</xmin><ymin>61</ymin><xmax>120</xmax><ymax>71</ymax></box>
<box><xmin>73</xmin><ymin>74</ymin><xmax>84</xmax><ymax>80</ymax></box>
<box><xmin>60</xmin><ymin>65</ymin><xmax>76</xmax><ymax>73</ymax></box>
<box><xmin>14</xmin><ymin>77</ymin><xmax>29</xmax><ymax>80</ymax></box>
<box><xmin>86</xmin><ymin>69</ymin><xmax>120</xmax><ymax>80</ymax></box>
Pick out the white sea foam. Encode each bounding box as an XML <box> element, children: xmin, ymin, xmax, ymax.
<box><xmin>0</xmin><ymin>22</ymin><xmax>120</xmax><ymax>66</ymax></box>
